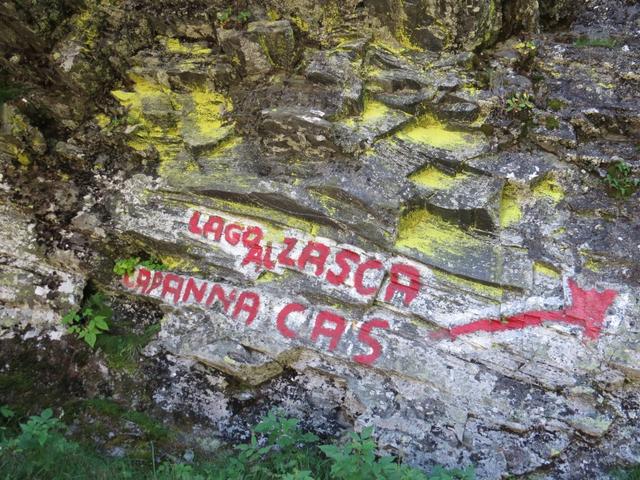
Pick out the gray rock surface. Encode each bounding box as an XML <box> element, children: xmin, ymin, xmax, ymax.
<box><xmin>1</xmin><ymin>0</ymin><xmax>640</xmax><ymax>478</ymax></box>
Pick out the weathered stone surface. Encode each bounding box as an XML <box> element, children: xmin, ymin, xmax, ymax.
<box><xmin>305</xmin><ymin>50</ymin><xmax>363</xmax><ymax>115</ymax></box>
<box><xmin>407</xmin><ymin>166</ymin><xmax>504</xmax><ymax>230</ymax></box>
<box><xmin>467</xmin><ymin>152</ymin><xmax>559</xmax><ymax>184</ymax></box>
<box><xmin>259</xmin><ymin>106</ymin><xmax>337</xmax><ymax>155</ymax></box>
<box><xmin>2</xmin><ymin>0</ymin><xmax>640</xmax><ymax>478</ymax></box>
<box><xmin>0</xmin><ymin>199</ymin><xmax>85</xmax><ymax>328</ymax></box>
<box><xmin>247</xmin><ymin>20</ymin><xmax>298</xmax><ymax>70</ymax></box>
<box><xmin>218</xmin><ymin>28</ymin><xmax>273</xmax><ymax>76</ymax></box>
<box><xmin>335</xmin><ymin>101</ymin><xmax>413</xmax><ymax>151</ymax></box>
<box><xmin>530</xmin><ymin>117</ymin><xmax>577</xmax><ymax>154</ymax></box>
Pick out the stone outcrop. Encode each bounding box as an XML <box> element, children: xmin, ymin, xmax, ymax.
<box><xmin>1</xmin><ymin>0</ymin><xmax>640</xmax><ymax>478</ymax></box>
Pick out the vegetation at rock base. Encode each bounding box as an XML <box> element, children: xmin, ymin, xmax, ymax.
<box><xmin>615</xmin><ymin>466</ymin><xmax>640</xmax><ymax>480</ymax></box>
<box><xmin>95</xmin><ymin>323</ymin><xmax>161</xmax><ymax>372</ymax></box>
<box><xmin>506</xmin><ymin>92</ymin><xmax>535</xmax><ymax>113</ymax></box>
<box><xmin>0</xmin><ymin>82</ymin><xmax>23</xmax><ymax>105</ymax></box>
<box><xmin>61</xmin><ymin>292</ymin><xmax>112</xmax><ymax>347</ymax></box>
<box><xmin>546</xmin><ymin>98</ymin><xmax>566</xmax><ymax>111</ymax></box>
<box><xmin>604</xmin><ymin>161</ymin><xmax>639</xmax><ymax>198</ymax></box>
<box><xmin>0</xmin><ymin>407</ymin><xmax>474</xmax><ymax>480</ymax></box>
<box><xmin>114</xmin><ymin>257</ymin><xmax>168</xmax><ymax>276</ymax></box>
<box><xmin>544</xmin><ymin>116</ymin><xmax>560</xmax><ymax>130</ymax></box>
<box><xmin>574</xmin><ymin>36</ymin><xmax>617</xmax><ymax>48</ymax></box>
<box><xmin>217</xmin><ymin>7</ymin><xmax>252</xmax><ymax>29</ymax></box>
<box><xmin>514</xmin><ymin>40</ymin><xmax>537</xmax><ymax>55</ymax></box>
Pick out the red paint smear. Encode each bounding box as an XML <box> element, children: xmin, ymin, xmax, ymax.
<box><xmin>431</xmin><ymin>280</ymin><xmax>618</xmax><ymax>341</ymax></box>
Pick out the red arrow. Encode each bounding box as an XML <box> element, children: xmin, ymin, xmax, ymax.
<box><xmin>431</xmin><ymin>280</ymin><xmax>618</xmax><ymax>341</ymax></box>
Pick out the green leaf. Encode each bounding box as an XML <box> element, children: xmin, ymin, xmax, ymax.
<box><xmin>85</xmin><ymin>331</ymin><xmax>97</xmax><ymax>348</ymax></box>
<box><xmin>361</xmin><ymin>426</ymin><xmax>374</xmax><ymax>439</ymax></box>
<box><xmin>319</xmin><ymin>445</ymin><xmax>342</xmax><ymax>460</ymax></box>
<box><xmin>93</xmin><ymin>316</ymin><xmax>109</xmax><ymax>331</ymax></box>
<box><xmin>61</xmin><ymin>311</ymin><xmax>78</xmax><ymax>326</ymax></box>
<box><xmin>1</xmin><ymin>405</ymin><xmax>15</xmax><ymax>418</ymax></box>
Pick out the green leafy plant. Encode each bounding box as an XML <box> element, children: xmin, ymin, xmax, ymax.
<box><xmin>61</xmin><ymin>293</ymin><xmax>112</xmax><ymax>347</ymax></box>
<box><xmin>114</xmin><ymin>256</ymin><xmax>167</xmax><ymax>276</ymax></box>
<box><xmin>506</xmin><ymin>92</ymin><xmax>535</xmax><ymax>113</ymax></box>
<box><xmin>515</xmin><ymin>40</ymin><xmax>536</xmax><ymax>52</ymax></box>
<box><xmin>1</xmin><ymin>408</ymin><xmax>137</xmax><ymax>479</ymax></box>
<box><xmin>0</xmin><ymin>83</ymin><xmax>23</xmax><ymax>105</ymax></box>
<box><xmin>605</xmin><ymin>161</ymin><xmax>639</xmax><ymax>198</ymax></box>
<box><xmin>574</xmin><ymin>36</ymin><xmax>617</xmax><ymax>48</ymax></box>
<box><xmin>320</xmin><ymin>426</ymin><xmax>401</xmax><ymax>479</ymax></box>
<box><xmin>320</xmin><ymin>426</ymin><xmax>474</xmax><ymax>480</ymax></box>
<box><xmin>547</xmin><ymin>98</ymin><xmax>565</xmax><ymax>111</ymax></box>
<box><xmin>237</xmin><ymin>10</ymin><xmax>251</xmax><ymax>22</ymax></box>
<box><xmin>96</xmin><ymin>324</ymin><xmax>161</xmax><ymax>371</ymax></box>
<box><xmin>139</xmin><ymin>258</ymin><xmax>167</xmax><ymax>271</ymax></box>
<box><xmin>113</xmin><ymin>257</ymin><xmax>140</xmax><ymax>276</ymax></box>
<box><xmin>11</xmin><ymin>408</ymin><xmax>63</xmax><ymax>448</ymax></box>
<box><xmin>1</xmin><ymin>405</ymin><xmax>14</xmax><ymax>419</ymax></box>
<box><xmin>217</xmin><ymin>7</ymin><xmax>251</xmax><ymax>28</ymax></box>
<box><xmin>515</xmin><ymin>40</ymin><xmax>537</xmax><ymax>62</ymax></box>
<box><xmin>1</xmin><ymin>407</ymin><xmax>81</xmax><ymax>479</ymax></box>
<box><xmin>217</xmin><ymin>7</ymin><xmax>232</xmax><ymax>23</ymax></box>
<box><xmin>544</xmin><ymin>116</ymin><xmax>560</xmax><ymax>130</ymax></box>
<box><xmin>0</xmin><ymin>408</ymin><xmax>475</xmax><ymax>479</ymax></box>
<box><xmin>216</xmin><ymin>411</ymin><xmax>325</xmax><ymax>479</ymax></box>
<box><xmin>613</xmin><ymin>465</ymin><xmax>640</xmax><ymax>480</ymax></box>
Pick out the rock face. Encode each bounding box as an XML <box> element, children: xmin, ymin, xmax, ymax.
<box><xmin>1</xmin><ymin>0</ymin><xmax>640</xmax><ymax>478</ymax></box>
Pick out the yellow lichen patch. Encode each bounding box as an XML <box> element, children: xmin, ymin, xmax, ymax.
<box><xmin>112</xmin><ymin>75</ymin><xmax>182</xmax><ymax>163</ymax></box>
<box><xmin>344</xmin><ymin>99</ymin><xmax>390</xmax><ymax>127</ymax></box>
<box><xmin>584</xmin><ymin>258</ymin><xmax>602</xmax><ymax>272</ymax></box>
<box><xmin>396</xmin><ymin>115</ymin><xmax>474</xmax><ymax>149</ymax></box>
<box><xmin>500</xmin><ymin>184</ymin><xmax>523</xmax><ymax>228</ymax></box>
<box><xmin>360</xmin><ymin>100</ymin><xmax>390</xmax><ymax>122</ymax></box>
<box><xmin>204</xmin><ymin>136</ymin><xmax>243</xmax><ymax>158</ymax></box>
<box><xmin>189</xmin><ymin>88</ymin><xmax>234</xmax><ymax>139</ymax></box>
<box><xmin>94</xmin><ymin>113</ymin><xmax>110</xmax><ymax>128</ymax></box>
<box><xmin>291</xmin><ymin>15</ymin><xmax>310</xmax><ymax>32</ymax></box>
<box><xmin>72</xmin><ymin>8</ymin><xmax>99</xmax><ymax>48</ymax></box>
<box><xmin>111</xmin><ymin>74</ymin><xmax>176</xmax><ymax>127</ymax></box>
<box><xmin>552</xmin><ymin>227</ymin><xmax>566</xmax><ymax>237</ymax></box>
<box><xmin>462</xmin><ymin>84</ymin><xmax>480</xmax><ymax>96</ymax></box>
<box><xmin>267</xmin><ymin>9</ymin><xmax>281</xmax><ymax>21</ymax></box>
<box><xmin>309</xmin><ymin>191</ymin><xmax>339</xmax><ymax>217</ymax></box>
<box><xmin>256</xmin><ymin>271</ymin><xmax>280</xmax><ymax>284</ymax></box>
<box><xmin>159</xmin><ymin>255</ymin><xmax>200</xmax><ymax>273</ymax></box>
<box><xmin>396</xmin><ymin>26</ymin><xmax>422</xmax><ymax>52</ymax></box>
<box><xmin>163</xmin><ymin>37</ymin><xmax>212</xmax><ymax>55</ymax></box>
<box><xmin>256</xmin><ymin>270</ymin><xmax>294</xmax><ymax>284</ymax></box>
<box><xmin>16</xmin><ymin>151</ymin><xmax>30</xmax><ymax>166</ymax></box>
<box><xmin>534</xmin><ymin>262</ymin><xmax>561</xmax><ymax>279</ymax></box>
<box><xmin>370</xmin><ymin>38</ymin><xmax>406</xmax><ymax>57</ymax></box>
<box><xmin>112</xmin><ymin>74</ymin><xmax>236</xmax><ymax>171</ymax></box>
<box><xmin>533</xmin><ymin>175</ymin><xmax>565</xmax><ymax>203</ymax></box>
<box><xmin>409</xmin><ymin>166</ymin><xmax>468</xmax><ymax>189</ymax></box>
<box><xmin>432</xmin><ymin>269</ymin><xmax>504</xmax><ymax>300</ymax></box>
<box><xmin>396</xmin><ymin>209</ymin><xmax>482</xmax><ymax>258</ymax></box>
<box><xmin>581</xmin><ymin>254</ymin><xmax>603</xmax><ymax>273</ymax></box>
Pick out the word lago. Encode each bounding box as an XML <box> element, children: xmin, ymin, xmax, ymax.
<box><xmin>187</xmin><ymin>210</ymin><xmax>421</xmax><ymax>305</ymax></box>
<box><xmin>123</xmin><ymin>268</ymin><xmax>392</xmax><ymax>365</ymax></box>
